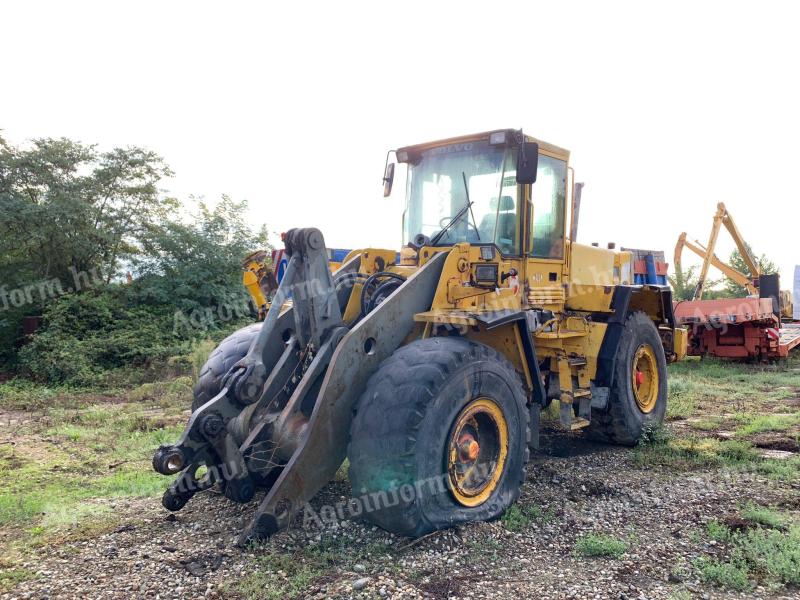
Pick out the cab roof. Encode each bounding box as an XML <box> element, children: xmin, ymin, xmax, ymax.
<box><xmin>397</xmin><ymin>128</ymin><xmax>570</xmax><ymax>161</ymax></box>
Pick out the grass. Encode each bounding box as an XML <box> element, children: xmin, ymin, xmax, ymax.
<box><xmin>0</xmin><ymin>381</ymin><xmax>188</xmax><ymax>567</ymax></box>
<box><xmin>0</xmin><ymin>567</ymin><xmax>37</xmax><ymax>593</ymax></box>
<box><xmin>235</xmin><ymin>534</ymin><xmax>395</xmax><ymax>600</ymax></box>
<box><xmin>0</xmin><ymin>380</ymin><xmax>85</xmax><ymax>412</ymax></box>
<box><xmin>740</xmin><ymin>502</ymin><xmax>791</xmax><ymax>530</ymax></box>
<box><xmin>706</xmin><ymin>519</ymin><xmax>730</xmax><ymax>541</ymax></box>
<box><xmin>696</xmin><ymin>557</ymin><xmax>751</xmax><ymax>591</ymax></box>
<box><xmin>696</xmin><ymin>508</ymin><xmax>799</xmax><ymax>590</ymax></box>
<box><xmin>688</xmin><ymin>417</ymin><xmax>722</xmax><ymax>431</ymax></box>
<box><xmin>235</xmin><ymin>551</ymin><xmax>324</xmax><ymax>600</ymax></box>
<box><xmin>502</xmin><ymin>502</ymin><xmax>554</xmax><ymax>532</ymax></box>
<box><xmin>633</xmin><ymin>426</ymin><xmax>800</xmax><ymax>482</ymax></box>
<box><xmin>574</xmin><ymin>533</ymin><xmax>628</xmax><ymax>558</ymax></box>
<box><xmin>666</xmin><ymin>356</ymin><xmax>800</xmax><ymax>417</ymax></box>
<box><xmin>667</xmin><ymin>378</ymin><xmax>697</xmax><ymax>419</ymax></box>
<box><xmin>734</xmin><ymin>413</ymin><xmax>800</xmax><ymax>437</ymax></box>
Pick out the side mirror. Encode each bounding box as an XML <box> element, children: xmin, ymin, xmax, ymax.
<box><xmin>516</xmin><ymin>141</ymin><xmax>539</xmax><ymax>184</ymax></box>
<box><xmin>383</xmin><ymin>162</ymin><xmax>395</xmax><ymax>197</ymax></box>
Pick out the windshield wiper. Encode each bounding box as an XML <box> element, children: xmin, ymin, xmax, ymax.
<box><xmin>431</xmin><ymin>172</ymin><xmax>480</xmax><ymax>245</ymax></box>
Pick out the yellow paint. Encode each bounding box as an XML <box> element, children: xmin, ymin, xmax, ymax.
<box><xmin>447</xmin><ymin>397</ymin><xmax>509</xmax><ymax>508</ymax></box>
<box><xmin>632</xmin><ymin>344</ymin><xmax>659</xmax><ymax>413</ymax></box>
<box><xmin>296</xmin><ymin>131</ymin><xmax>686</xmax><ymax>435</ymax></box>
<box><xmin>673</xmin><ymin>326</ymin><xmax>688</xmax><ymax>361</ymax></box>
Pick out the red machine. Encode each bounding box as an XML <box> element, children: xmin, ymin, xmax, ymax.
<box><xmin>674</xmin><ymin>297</ymin><xmax>800</xmax><ymax>359</ymax></box>
<box><xmin>674</xmin><ymin>203</ymin><xmax>799</xmax><ymax>360</ymax></box>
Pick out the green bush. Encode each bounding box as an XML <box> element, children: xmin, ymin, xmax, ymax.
<box><xmin>17</xmin><ymin>289</ymin><xmax>188</xmax><ymax>386</ymax></box>
<box><xmin>1</xmin><ymin>136</ymin><xmax>267</xmax><ymax>387</ymax></box>
<box><xmin>8</xmin><ymin>282</ymin><xmax>254</xmax><ymax>389</ymax></box>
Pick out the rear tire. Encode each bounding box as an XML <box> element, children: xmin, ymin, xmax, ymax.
<box><xmin>588</xmin><ymin>311</ymin><xmax>667</xmax><ymax>445</ymax></box>
<box><xmin>347</xmin><ymin>337</ymin><xmax>529</xmax><ymax>537</ymax></box>
<box><xmin>192</xmin><ymin>323</ymin><xmax>262</xmax><ymax>411</ymax></box>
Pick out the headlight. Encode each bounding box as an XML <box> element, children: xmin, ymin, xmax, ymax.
<box><xmin>474</xmin><ymin>263</ymin><xmax>498</xmax><ymax>285</ymax></box>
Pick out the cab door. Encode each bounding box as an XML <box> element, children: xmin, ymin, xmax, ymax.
<box><xmin>523</xmin><ymin>150</ymin><xmax>569</xmax><ymax>310</ymax></box>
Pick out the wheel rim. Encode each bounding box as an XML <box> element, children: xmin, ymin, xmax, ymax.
<box><xmin>447</xmin><ymin>398</ymin><xmax>508</xmax><ymax>507</ymax></box>
<box><xmin>631</xmin><ymin>344</ymin><xmax>659</xmax><ymax>413</ymax></box>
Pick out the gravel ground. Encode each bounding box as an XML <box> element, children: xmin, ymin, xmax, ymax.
<box><xmin>3</xmin><ymin>426</ymin><xmax>798</xmax><ymax>600</ymax></box>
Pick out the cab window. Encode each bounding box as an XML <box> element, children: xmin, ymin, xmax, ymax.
<box><xmin>530</xmin><ymin>155</ymin><xmax>567</xmax><ymax>259</ymax></box>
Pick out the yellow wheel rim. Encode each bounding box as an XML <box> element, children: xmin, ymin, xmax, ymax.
<box><xmin>447</xmin><ymin>398</ymin><xmax>508</xmax><ymax>507</ymax></box>
<box><xmin>632</xmin><ymin>344</ymin><xmax>659</xmax><ymax>413</ymax></box>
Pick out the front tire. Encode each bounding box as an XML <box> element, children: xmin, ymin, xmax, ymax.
<box><xmin>192</xmin><ymin>323</ymin><xmax>262</xmax><ymax>411</ymax></box>
<box><xmin>347</xmin><ymin>337</ymin><xmax>529</xmax><ymax>537</ymax></box>
<box><xmin>588</xmin><ymin>311</ymin><xmax>668</xmax><ymax>445</ymax></box>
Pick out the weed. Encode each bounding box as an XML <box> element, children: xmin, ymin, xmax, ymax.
<box><xmin>465</xmin><ymin>536</ymin><xmax>503</xmax><ymax>562</ymax></box>
<box><xmin>667</xmin><ymin>378</ymin><xmax>696</xmax><ymax>419</ymax></box>
<box><xmin>334</xmin><ymin>459</ymin><xmax>349</xmax><ymax>483</ymax></box>
<box><xmin>235</xmin><ymin>533</ymin><xmax>396</xmax><ymax>600</ymax></box>
<box><xmin>190</xmin><ymin>340</ymin><xmax>217</xmax><ymax>382</ymax></box>
<box><xmin>737</xmin><ymin>524</ymin><xmax>800</xmax><ymax>585</ymax></box>
<box><xmin>228</xmin><ymin>550</ymin><xmax>322</xmax><ymax>600</ymax></box>
<box><xmin>637</xmin><ymin>422</ymin><xmax>672</xmax><ymax>446</ymax></box>
<box><xmin>695</xmin><ymin>557</ymin><xmax>751</xmax><ymax>590</ymax></box>
<box><xmin>574</xmin><ymin>533</ymin><xmax>627</xmax><ymax>558</ymax></box>
<box><xmin>502</xmin><ymin>503</ymin><xmax>554</xmax><ymax>532</ymax></box>
<box><xmin>740</xmin><ymin>503</ymin><xmax>790</xmax><ymax>529</ymax></box>
<box><xmin>697</xmin><ymin>516</ymin><xmax>800</xmax><ymax>589</ymax></box>
<box><xmin>706</xmin><ymin>520</ymin><xmax>730</xmax><ymax>541</ymax></box>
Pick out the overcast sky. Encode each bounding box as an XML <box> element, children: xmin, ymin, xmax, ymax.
<box><xmin>2</xmin><ymin>1</ymin><xmax>798</xmax><ymax>286</ymax></box>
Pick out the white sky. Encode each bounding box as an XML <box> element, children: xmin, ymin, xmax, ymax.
<box><xmin>2</xmin><ymin>1</ymin><xmax>798</xmax><ymax>285</ymax></box>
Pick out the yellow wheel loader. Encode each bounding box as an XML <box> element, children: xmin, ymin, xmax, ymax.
<box><xmin>152</xmin><ymin>129</ymin><xmax>687</xmax><ymax>544</ymax></box>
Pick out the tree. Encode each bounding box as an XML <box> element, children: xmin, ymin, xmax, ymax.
<box><xmin>16</xmin><ymin>197</ymin><xmax>270</xmax><ymax>385</ymax></box>
<box><xmin>669</xmin><ymin>263</ymin><xmax>698</xmax><ymax>301</ymax></box>
<box><xmin>723</xmin><ymin>245</ymin><xmax>778</xmax><ymax>297</ymax></box>
<box><xmin>133</xmin><ymin>195</ymin><xmax>270</xmax><ymax>315</ymax></box>
<box><xmin>0</xmin><ymin>137</ymin><xmax>174</xmax><ymax>287</ymax></box>
<box><xmin>0</xmin><ymin>134</ymin><xmax>269</xmax><ymax>378</ymax></box>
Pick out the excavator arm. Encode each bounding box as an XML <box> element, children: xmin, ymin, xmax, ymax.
<box><xmin>675</xmin><ymin>202</ymin><xmax>759</xmax><ymax>300</ymax></box>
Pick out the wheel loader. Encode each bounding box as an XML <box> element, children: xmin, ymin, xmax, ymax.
<box><xmin>152</xmin><ymin>129</ymin><xmax>688</xmax><ymax>544</ymax></box>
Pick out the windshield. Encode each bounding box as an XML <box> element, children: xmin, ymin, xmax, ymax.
<box><xmin>402</xmin><ymin>140</ymin><xmax>519</xmax><ymax>254</ymax></box>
